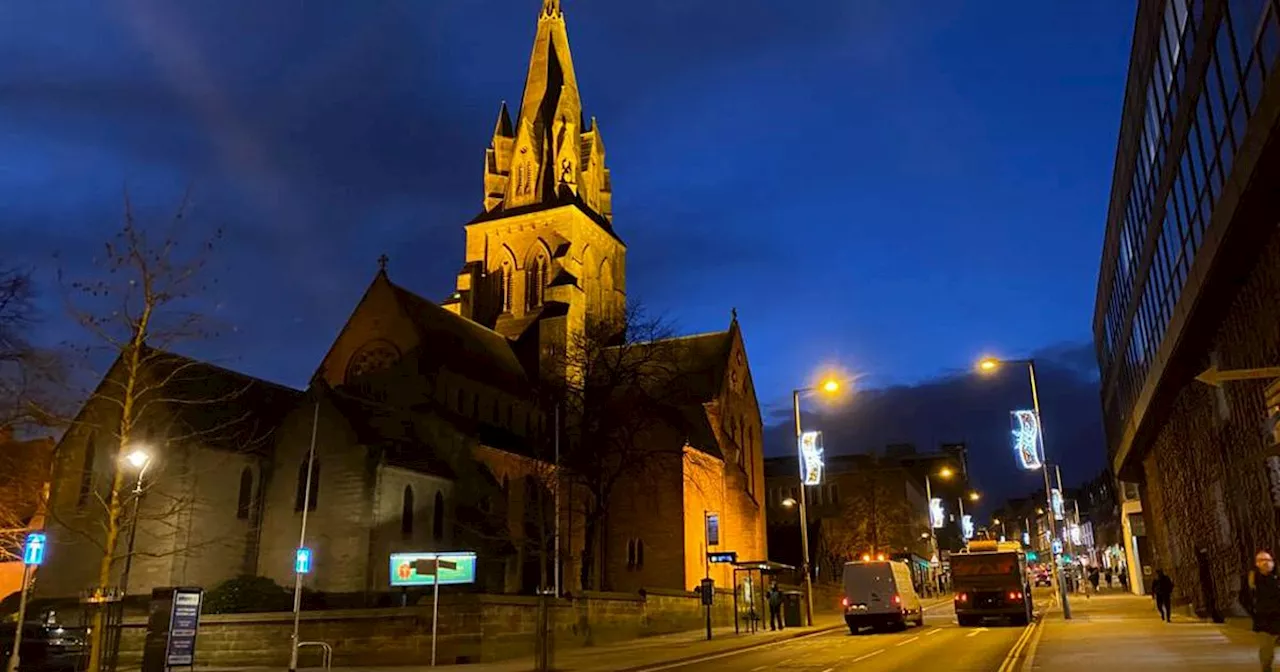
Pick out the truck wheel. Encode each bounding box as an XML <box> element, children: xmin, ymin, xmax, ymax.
<box><xmin>957</xmin><ymin>615</ymin><xmax>978</xmax><ymax>627</ymax></box>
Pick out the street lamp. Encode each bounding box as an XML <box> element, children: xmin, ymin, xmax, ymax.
<box><xmin>781</xmin><ymin>497</ymin><xmax>797</xmax><ymax>508</ymax></box>
<box><xmin>791</xmin><ymin>375</ymin><xmax>842</xmax><ymax>627</ymax></box>
<box><xmin>976</xmin><ymin>356</ymin><xmax>1071</xmax><ymax>619</ymax></box>
<box><xmin>923</xmin><ymin>468</ymin><xmax>954</xmax><ymax>594</ymax></box>
<box><xmin>120</xmin><ymin>448</ymin><xmax>152</xmax><ymax>599</ymax></box>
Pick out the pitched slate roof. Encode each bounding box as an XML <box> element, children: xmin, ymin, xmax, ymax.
<box><xmin>385</xmin><ymin>279</ymin><xmax>529</xmax><ymax>393</ymax></box>
<box><xmin>139</xmin><ymin>348</ymin><xmax>302</xmax><ymax>454</ymax></box>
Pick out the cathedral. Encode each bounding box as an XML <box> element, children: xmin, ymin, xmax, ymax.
<box><xmin>36</xmin><ymin>0</ymin><xmax>766</xmax><ymax>603</ymax></box>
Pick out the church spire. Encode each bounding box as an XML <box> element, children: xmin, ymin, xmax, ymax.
<box><xmin>478</xmin><ymin>1</ymin><xmax>613</xmax><ymax>222</ymax></box>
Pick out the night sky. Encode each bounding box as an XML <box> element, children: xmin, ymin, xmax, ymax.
<box><xmin>0</xmin><ymin>1</ymin><xmax>1136</xmax><ymax>505</ymax></box>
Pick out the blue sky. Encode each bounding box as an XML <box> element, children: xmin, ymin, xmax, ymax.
<box><xmin>0</xmin><ymin>1</ymin><xmax>1136</xmax><ymax>498</ymax></box>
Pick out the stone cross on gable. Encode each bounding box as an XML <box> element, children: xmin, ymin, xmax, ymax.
<box><xmin>377</xmin><ymin>254</ymin><xmax>390</xmax><ymax>272</ymax></box>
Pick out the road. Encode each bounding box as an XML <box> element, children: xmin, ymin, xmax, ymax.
<box><xmin>646</xmin><ymin>602</ymin><xmax>1031</xmax><ymax>671</ymax></box>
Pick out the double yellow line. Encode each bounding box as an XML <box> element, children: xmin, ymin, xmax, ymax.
<box><xmin>996</xmin><ymin>616</ymin><xmax>1042</xmax><ymax>672</ymax></box>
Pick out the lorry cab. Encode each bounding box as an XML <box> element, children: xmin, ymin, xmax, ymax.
<box><xmin>841</xmin><ymin>559</ymin><xmax>925</xmax><ymax>633</ymax></box>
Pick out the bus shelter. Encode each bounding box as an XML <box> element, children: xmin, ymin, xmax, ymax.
<box><xmin>731</xmin><ymin>560</ymin><xmax>796</xmax><ymax>634</ymax></box>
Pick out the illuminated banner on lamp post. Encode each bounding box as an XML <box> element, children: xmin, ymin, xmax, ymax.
<box><xmin>929</xmin><ymin>498</ymin><xmax>944</xmax><ymax>529</ymax></box>
<box><xmin>798</xmin><ymin>431</ymin><xmax>823</xmax><ymax>486</ymax></box>
<box><xmin>962</xmin><ymin>515</ymin><xmax>974</xmax><ymax>540</ymax></box>
<box><xmin>1050</xmin><ymin>489</ymin><xmax>1065</xmax><ymax>521</ymax></box>
<box><xmin>1010</xmin><ymin>410</ymin><xmax>1045</xmax><ymax>471</ymax></box>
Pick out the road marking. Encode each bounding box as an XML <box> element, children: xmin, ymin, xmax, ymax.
<box><xmin>631</xmin><ymin>624</ymin><xmax>844</xmax><ymax>671</ymax></box>
<box><xmin>851</xmin><ymin>649</ymin><xmax>885</xmax><ymax>663</ymax></box>
<box><xmin>751</xmin><ymin>667</ymin><xmax>768</xmax><ymax>671</ymax></box>
<box><xmin>820</xmin><ymin>668</ymin><xmax>834</xmax><ymax>672</ymax></box>
<box><xmin>924</xmin><ymin>628</ymin><xmax>941</xmax><ymax>637</ymax></box>
<box><xmin>895</xmin><ymin>635</ymin><xmax>920</xmax><ymax>647</ymax></box>
<box><xmin>966</xmin><ymin>627</ymin><xmax>989</xmax><ymax>638</ymax></box>
<box><xmin>1017</xmin><ymin>618</ymin><xmax>1046</xmax><ymax>672</ymax></box>
<box><xmin>995</xmin><ymin>617</ymin><xmax>1040</xmax><ymax>672</ymax></box>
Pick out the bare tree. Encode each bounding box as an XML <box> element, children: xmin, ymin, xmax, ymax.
<box><xmin>543</xmin><ymin>306</ymin><xmax>695</xmax><ymax>591</ymax></box>
<box><xmin>55</xmin><ymin>194</ymin><xmax>229</xmax><ymax>672</ymax></box>
<box><xmin>816</xmin><ymin>471</ymin><xmax>924</xmax><ymax>580</ymax></box>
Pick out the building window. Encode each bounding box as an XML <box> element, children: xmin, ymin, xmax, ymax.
<box><xmin>401</xmin><ymin>485</ymin><xmax>415</xmax><ymax>540</ymax></box>
<box><xmin>526</xmin><ymin>256</ymin><xmax>547</xmax><ymax>309</ymax></box>
<box><xmin>294</xmin><ymin>459</ymin><xmax>319</xmax><ymax>512</ymax></box>
<box><xmin>433</xmin><ymin>490</ymin><xmax>445</xmax><ymax>541</ymax></box>
<box><xmin>77</xmin><ymin>438</ymin><xmax>96</xmax><ymax>510</ymax></box>
<box><xmin>627</xmin><ymin>539</ymin><xmax>645</xmax><ymax>570</ymax></box>
<box><xmin>236</xmin><ymin>467</ymin><xmax>253</xmax><ymax>520</ymax></box>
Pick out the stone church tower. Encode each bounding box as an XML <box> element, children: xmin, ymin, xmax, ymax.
<box><xmin>444</xmin><ymin>0</ymin><xmax>624</xmax><ymax>373</ymax></box>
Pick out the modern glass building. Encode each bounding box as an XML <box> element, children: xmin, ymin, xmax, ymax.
<box><xmin>1094</xmin><ymin>0</ymin><xmax>1280</xmax><ymax>610</ymax></box>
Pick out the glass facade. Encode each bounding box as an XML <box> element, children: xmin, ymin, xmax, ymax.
<box><xmin>1098</xmin><ymin>0</ymin><xmax>1280</xmax><ymax>441</ymax></box>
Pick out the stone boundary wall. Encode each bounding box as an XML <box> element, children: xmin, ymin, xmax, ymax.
<box><xmin>116</xmin><ymin>587</ymin><xmax>743</xmax><ymax>667</ymax></box>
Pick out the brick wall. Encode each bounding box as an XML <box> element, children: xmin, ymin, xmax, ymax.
<box><xmin>113</xmin><ymin>587</ymin><xmax>739</xmax><ymax>667</ymax></box>
<box><xmin>1140</xmin><ymin>224</ymin><xmax>1280</xmax><ymax>615</ymax></box>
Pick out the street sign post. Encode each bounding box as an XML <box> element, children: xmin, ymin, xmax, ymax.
<box><xmin>165</xmin><ymin>588</ymin><xmax>204</xmax><ymax>667</ymax></box>
<box><xmin>7</xmin><ymin>533</ymin><xmax>46</xmax><ymax>672</ymax></box>
<box><xmin>707</xmin><ymin>552</ymin><xmax>737</xmax><ymax>564</ymax></box>
<box><xmin>389</xmin><ymin>552</ymin><xmax>477</xmax><ymax>666</ymax></box>
<box><xmin>699</xmin><ymin>578</ymin><xmax>714</xmax><ymax>641</ymax></box>
<box><xmin>295</xmin><ymin>548</ymin><xmax>312</xmax><ymax>574</ymax></box>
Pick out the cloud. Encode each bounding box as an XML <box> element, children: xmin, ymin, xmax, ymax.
<box><xmin>764</xmin><ymin>341</ymin><xmax>1107</xmax><ymax>509</ymax></box>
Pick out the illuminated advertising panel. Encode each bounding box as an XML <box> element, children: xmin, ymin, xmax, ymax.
<box><xmin>929</xmin><ymin>498</ymin><xmax>945</xmax><ymax>529</ymax></box>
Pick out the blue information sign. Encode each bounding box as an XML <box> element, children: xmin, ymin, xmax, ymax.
<box><xmin>23</xmin><ymin>533</ymin><xmax>46</xmax><ymax>566</ymax></box>
<box><xmin>295</xmin><ymin>548</ymin><xmax>312</xmax><ymax>574</ymax></box>
<box><xmin>165</xmin><ymin>588</ymin><xmax>203</xmax><ymax>666</ymax></box>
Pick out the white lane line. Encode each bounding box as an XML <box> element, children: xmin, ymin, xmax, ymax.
<box><xmin>751</xmin><ymin>667</ymin><xmax>768</xmax><ymax>671</ymax></box>
<box><xmin>924</xmin><ymin>628</ymin><xmax>942</xmax><ymax>637</ymax></box>
<box><xmin>851</xmin><ymin>649</ymin><xmax>885</xmax><ymax>663</ymax></box>
<box><xmin>821</xmin><ymin>668</ymin><xmax>834</xmax><ymax>672</ymax></box>
<box><xmin>966</xmin><ymin>627</ymin><xmax>989</xmax><ymax>638</ymax></box>
<box><xmin>895</xmin><ymin>635</ymin><xmax>920</xmax><ymax>647</ymax></box>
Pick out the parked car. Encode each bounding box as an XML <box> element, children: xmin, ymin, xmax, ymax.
<box><xmin>0</xmin><ymin>623</ymin><xmax>87</xmax><ymax>672</ymax></box>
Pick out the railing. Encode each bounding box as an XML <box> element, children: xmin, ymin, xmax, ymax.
<box><xmin>296</xmin><ymin>642</ymin><xmax>333</xmax><ymax>671</ymax></box>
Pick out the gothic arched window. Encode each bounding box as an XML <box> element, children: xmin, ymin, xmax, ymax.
<box><xmin>236</xmin><ymin>467</ymin><xmax>254</xmax><ymax>520</ymax></box>
<box><xmin>401</xmin><ymin>485</ymin><xmax>415</xmax><ymax>540</ymax></box>
<box><xmin>526</xmin><ymin>255</ymin><xmax>548</xmax><ymax>310</ymax></box>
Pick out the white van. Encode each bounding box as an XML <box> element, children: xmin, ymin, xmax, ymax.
<box><xmin>841</xmin><ymin>560</ymin><xmax>925</xmax><ymax>632</ymax></box>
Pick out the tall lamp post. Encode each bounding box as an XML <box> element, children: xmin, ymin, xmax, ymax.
<box><xmin>289</xmin><ymin>402</ymin><xmax>321</xmax><ymax>672</ymax></box>
<box><xmin>119</xmin><ymin>449</ymin><xmax>152</xmax><ymax>599</ymax></box>
<box><xmin>978</xmin><ymin>357</ymin><xmax>1071</xmax><ymax>620</ymax></box>
<box><xmin>791</xmin><ymin>377</ymin><xmax>841</xmax><ymax>627</ymax></box>
<box><xmin>923</xmin><ymin>467</ymin><xmax>955</xmax><ymax>592</ymax></box>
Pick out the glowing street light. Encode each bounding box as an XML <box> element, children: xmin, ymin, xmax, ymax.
<box><xmin>938</xmin><ymin>466</ymin><xmax>954</xmax><ymax>479</ymax></box>
<box><xmin>790</xmin><ymin>372</ymin><xmax>847</xmax><ymax>626</ymax></box>
<box><xmin>119</xmin><ymin>446</ymin><xmax>153</xmax><ymax>599</ymax></box>
<box><xmin>968</xmin><ymin>491</ymin><xmax>981</xmax><ymax>502</ymax></box>
<box><xmin>974</xmin><ymin>354</ymin><xmax>1071</xmax><ymax>619</ymax></box>
<box><xmin>781</xmin><ymin>498</ymin><xmax>797</xmax><ymax>508</ymax></box>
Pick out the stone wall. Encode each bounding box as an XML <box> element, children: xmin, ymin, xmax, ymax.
<box><xmin>1140</xmin><ymin>224</ymin><xmax>1280</xmax><ymax>616</ymax></box>
<box><xmin>115</xmin><ymin>587</ymin><xmax>742</xmax><ymax>668</ymax></box>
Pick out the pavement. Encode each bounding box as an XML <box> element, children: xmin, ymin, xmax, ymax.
<box><xmin>1024</xmin><ymin>590</ymin><xmax>1265</xmax><ymax>671</ymax></box>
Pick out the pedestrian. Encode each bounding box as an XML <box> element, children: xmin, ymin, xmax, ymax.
<box><xmin>766</xmin><ymin>583</ymin><xmax>784</xmax><ymax>631</ymax></box>
<box><xmin>1119</xmin><ymin>566</ymin><xmax>1130</xmax><ymax>593</ymax></box>
<box><xmin>1153</xmin><ymin>569</ymin><xmax>1174</xmax><ymax>622</ymax></box>
<box><xmin>1089</xmin><ymin>567</ymin><xmax>1101</xmax><ymax>594</ymax></box>
<box><xmin>1242</xmin><ymin>550</ymin><xmax>1280</xmax><ymax>672</ymax></box>
<box><xmin>1106</xmin><ymin>568</ymin><xmax>1114</xmax><ymax>589</ymax></box>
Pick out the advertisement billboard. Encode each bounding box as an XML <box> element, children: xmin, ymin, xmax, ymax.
<box><xmin>390</xmin><ymin>552</ymin><xmax>478</xmax><ymax>587</ymax></box>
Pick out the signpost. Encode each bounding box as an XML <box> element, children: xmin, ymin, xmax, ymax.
<box><xmin>295</xmin><ymin>548</ymin><xmax>312</xmax><ymax>575</ymax></box>
<box><xmin>699</xmin><ymin>578</ymin><xmax>715</xmax><ymax>641</ymax></box>
<box><xmin>7</xmin><ymin>533</ymin><xmax>45</xmax><ymax>672</ymax></box>
<box><xmin>704</xmin><ymin>513</ymin><xmax>720</xmax><ymax>548</ymax></box>
<box><xmin>1194</xmin><ymin>365</ymin><xmax>1280</xmax><ymax>387</ymax></box>
<box><xmin>165</xmin><ymin>588</ymin><xmax>203</xmax><ymax>667</ymax></box>
<box><xmin>707</xmin><ymin>552</ymin><xmax>737</xmax><ymax>564</ymax></box>
<box><xmin>389</xmin><ymin>552</ymin><xmax>477</xmax><ymax>666</ymax></box>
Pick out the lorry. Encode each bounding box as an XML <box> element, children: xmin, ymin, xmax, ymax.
<box><xmin>951</xmin><ymin>540</ymin><xmax>1033</xmax><ymax>626</ymax></box>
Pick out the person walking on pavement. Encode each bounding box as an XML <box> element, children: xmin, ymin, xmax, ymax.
<box><xmin>1089</xmin><ymin>567</ymin><xmax>1101</xmax><ymax>594</ymax></box>
<box><xmin>1153</xmin><ymin>569</ymin><xmax>1175</xmax><ymax>622</ymax></box>
<box><xmin>1119</xmin><ymin>565</ymin><xmax>1130</xmax><ymax>593</ymax></box>
<box><xmin>766</xmin><ymin>583</ymin><xmax>784</xmax><ymax>631</ymax></box>
<box><xmin>1242</xmin><ymin>550</ymin><xmax>1280</xmax><ymax>672</ymax></box>
<box><xmin>1106</xmin><ymin>568</ymin><xmax>1114</xmax><ymax>589</ymax></box>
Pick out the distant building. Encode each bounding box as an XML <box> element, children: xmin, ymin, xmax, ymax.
<box><xmin>0</xmin><ymin>427</ymin><xmax>53</xmax><ymax>601</ymax></box>
<box><xmin>1092</xmin><ymin>0</ymin><xmax>1280</xmax><ymax>615</ymax></box>
<box><xmin>37</xmin><ymin>1</ymin><xmax>765</xmax><ymax>603</ymax></box>
<box><xmin>765</xmin><ymin>454</ymin><xmax>930</xmax><ymax>584</ymax></box>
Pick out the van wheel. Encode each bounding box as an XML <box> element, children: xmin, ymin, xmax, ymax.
<box><xmin>914</xmin><ymin>614</ymin><xmax>925</xmax><ymax>627</ymax></box>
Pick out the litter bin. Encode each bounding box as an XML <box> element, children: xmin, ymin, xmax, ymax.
<box><xmin>782</xmin><ymin>591</ymin><xmax>803</xmax><ymax>627</ymax></box>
